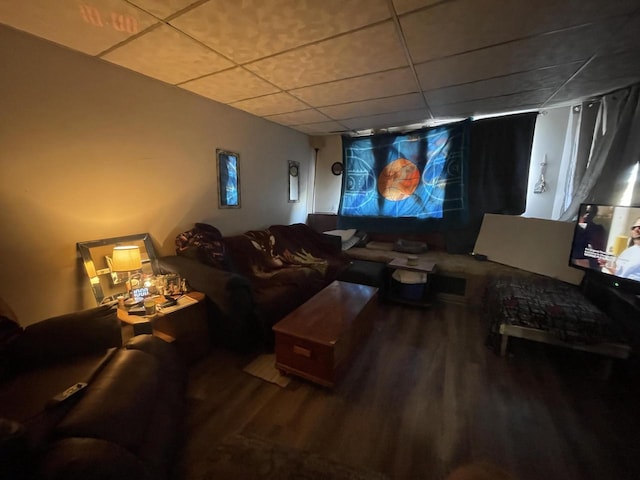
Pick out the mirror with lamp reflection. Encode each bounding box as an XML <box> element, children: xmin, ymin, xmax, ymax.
<box><xmin>77</xmin><ymin>233</ymin><xmax>159</xmax><ymax>305</ymax></box>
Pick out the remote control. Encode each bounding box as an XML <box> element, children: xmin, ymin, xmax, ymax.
<box><xmin>160</xmin><ymin>298</ymin><xmax>178</xmax><ymax>308</ymax></box>
<box><xmin>47</xmin><ymin>382</ymin><xmax>88</xmax><ymax>408</ymax></box>
<box><xmin>128</xmin><ymin>306</ymin><xmax>146</xmax><ymax>316</ymax></box>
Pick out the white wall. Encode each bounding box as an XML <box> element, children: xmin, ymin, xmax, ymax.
<box><xmin>523</xmin><ymin>106</ymin><xmax>572</xmax><ymax>219</ymax></box>
<box><xmin>0</xmin><ymin>25</ymin><xmax>311</xmax><ymax>325</ymax></box>
<box><xmin>313</xmin><ymin>135</ymin><xmax>343</xmax><ymax>213</ymax></box>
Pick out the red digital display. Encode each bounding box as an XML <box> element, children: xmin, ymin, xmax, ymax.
<box><xmin>79</xmin><ymin>4</ymin><xmax>139</xmax><ymax>34</ymax></box>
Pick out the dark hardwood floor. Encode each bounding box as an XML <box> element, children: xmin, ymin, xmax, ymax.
<box><xmin>173</xmin><ymin>300</ymin><xmax>640</xmax><ymax>480</ymax></box>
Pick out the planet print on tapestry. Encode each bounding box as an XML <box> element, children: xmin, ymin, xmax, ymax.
<box><xmin>378</xmin><ymin>158</ymin><xmax>420</xmax><ymax>201</ymax></box>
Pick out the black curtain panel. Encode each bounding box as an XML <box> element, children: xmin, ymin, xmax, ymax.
<box><xmin>445</xmin><ymin>112</ymin><xmax>538</xmax><ymax>253</ymax></box>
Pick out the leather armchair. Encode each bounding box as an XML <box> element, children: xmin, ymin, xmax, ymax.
<box><xmin>0</xmin><ymin>304</ymin><xmax>186</xmax><ymax>480</ymax></box>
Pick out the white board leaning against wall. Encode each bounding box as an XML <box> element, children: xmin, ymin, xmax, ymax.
<box><xmin>473</xmin><ymin>214</ymin><xmax>585</xmax><ymax>285</ymax></box>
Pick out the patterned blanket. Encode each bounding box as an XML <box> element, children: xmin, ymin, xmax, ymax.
<box><xmin>485</xmin><ymin>275</ymin><xmax>623</xmax><ymax>351</ymax></box>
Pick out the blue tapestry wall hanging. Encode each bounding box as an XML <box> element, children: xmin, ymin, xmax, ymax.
<box><xmin>338</xmin><ymin>119</ymin><xmax>470</xmax><ymax>232</ymax></box>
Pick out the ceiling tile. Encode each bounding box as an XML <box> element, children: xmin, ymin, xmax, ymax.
<box><xmin>550</xmin><ymin>50</ymin><xmax>640</xmax><ymax>104</ymax></box>
<box><xmin>391</xmin><ymin>0</ymin><xmax>441</xmax><ymax>15</ymax></box>
<box><xmin>0</xmin><ymin>0</ymin><xmax>159</xmax><ymax>55</ymax></box>
<box><xmin>103</xmin><ymin>24</ymin><xmax>234</xmax><ymax>84</ymax></box>
<box><xmin>127</xmin><ymin>0</ymin><xmax>199</xmax><ymax>19</ymax></box>
<box><xmin>415</xmin><ymin>23</ymin><xmax>608</xmax><ymax>91</ymax></box>
<box><xmin>245</xmin><ymin>22</ymin><xmax>408</xmax><ymax>90</ymax></box>
<box><xmin>231</xmin><ymin>92</ymin><xmax>310</xmax><ymax>117</ymax></box>
<box><xmin>292</xmin><ymin>121</ymin><xmax>351</xmax><ymax>134</ymax></box>
<box><xmin>180</xmin><ymin>67</ymin><xmax>280</xmax><ymax>104</ymax></box>
<box><xmin>341</xmin><ymin>109</ymin><xmax>430</xmax><ymax>130</ymax></box>
<box><xmin>2</xmin><ymin>0</ymin><xmax>639</xmax><ymax>135</ymax></box>
<box><xmin>607</xmin><ymin>12</ymin><xmax>640</xmax><ymax>53</ymax></box>
<box><xmin>425</xmin><ymin>63</ymin><xmax>582</xmax><ymax>107</ymax></box>
<box><xmin>290</xmin><ymin>68</ymin><xmax>417</xmax><ymax>107</ymax></box>
<box><xmin>265</xmin><ymin>109</ymin><xmax>332</xmax><ymax>126</ymax></box>
<box><xmin>401</xmin><ymin>0</ymin><xmax>638</xmax><ymax>64</ymax></box>
<box><xmin>319</xmin><ymin>93</ymin><xmax>425</xmax><ymax>120</ymax></box>
<box><xmin>432</xmin><ymin>88</ymin><xmax>556</xmax><ymax>117</ymax></box>
<box><xmin>170</xmin><ymin>0</ymin><xmax>390</xmax><ymax>64</ymax></box>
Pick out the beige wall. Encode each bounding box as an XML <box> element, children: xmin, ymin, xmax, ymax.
<box><xmin>0</xmin><ymin>25</ymin><xmax>312</xmax><ymax>325</ymax></box>
<box><xmin>313</xmin><ymin>135</ymin><xmax>343</xmax><ymax>214</ymax></box>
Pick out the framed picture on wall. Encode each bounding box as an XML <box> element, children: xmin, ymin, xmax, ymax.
<box><xmin>216</xmin><ymin>149</ymin><xmax>241</xmax><ymax>208</ymax></box>
<box><xmin>288</xmin><ymin>160</ymin><xmax>300</xmax><ymax>203</ymax></box>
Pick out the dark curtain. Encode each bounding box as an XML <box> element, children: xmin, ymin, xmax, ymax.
<box><xmin>586</xmin><ymin>84</ymin><xmax>640</xmax><ymax>206</ymax></box>
<box><xmin>559</xmin><ymin>83</ymin><xmax>640</xmax><ymax>220</ymax></box>
<box><xmin>445</xmin><ymin>112</ymin><xmax>538</xmax><ymax>253</ymax></box>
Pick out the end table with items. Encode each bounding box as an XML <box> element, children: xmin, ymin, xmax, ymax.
<box><xmin>118</xmin><ymin>291</ymin><xmax>210</xmax><ymax>364</ymax></box>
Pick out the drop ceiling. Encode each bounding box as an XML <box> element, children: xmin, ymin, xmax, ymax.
<box><xmin>1</xmin><ymin>0</ymin><xmax>639</xmax><ymax>135</ymax></box>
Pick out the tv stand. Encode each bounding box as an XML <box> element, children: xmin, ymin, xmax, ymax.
<box><xmin>582</xmin><ymin>272</ymin><xmax>640</xmax><ymax>370</ymax></box>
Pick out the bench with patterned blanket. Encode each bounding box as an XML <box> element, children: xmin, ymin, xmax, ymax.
<box><xmin>485</xmin><ymin>275</ymin><xmax>631</xmax><ymax>360</ymax></box>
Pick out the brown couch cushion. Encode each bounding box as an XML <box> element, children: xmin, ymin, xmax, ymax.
<box><xmin>9</xmin><ymin>305</ymin><xmax>120</xmax><ymax>370</ymax></box>
<box><xmin>55</xmin><ymin>348</ymin><xmax>160</xmax><ymax>451</ymax></box>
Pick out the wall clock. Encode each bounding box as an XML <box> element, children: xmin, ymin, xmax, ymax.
<box><xmin>331</xmin><ymin>162</ymin><xmax>343</xmax><ymax>175</ymax></box>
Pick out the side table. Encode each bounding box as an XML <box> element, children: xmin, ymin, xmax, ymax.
<box><xmin>118</xmin><ymin>292</ymin><xmax>210</xmax><ymax>364</ymax></box>
<box><xmin>386</xmin><ymin>257</ymin><xmax>437</xmax><ymax>307</ymax></box>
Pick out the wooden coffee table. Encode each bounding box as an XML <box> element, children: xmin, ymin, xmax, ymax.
<box><xmin>272</xmin><ymin>280</ymin><xmax>378</xmax><ymax>387</ymax></box>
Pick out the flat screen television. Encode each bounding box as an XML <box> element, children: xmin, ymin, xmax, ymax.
<box><xmin>568</xmin><ymin>203</ymin><xmax>640</xmax><ymax>296</ymax></box>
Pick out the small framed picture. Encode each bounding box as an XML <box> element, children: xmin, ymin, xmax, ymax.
<box><xmin>216</xmin><ymin>149</ymin><xmax>241</xmax><ymax>208</ymax></box>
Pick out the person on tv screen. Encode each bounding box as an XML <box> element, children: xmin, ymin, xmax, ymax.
<box><xmin>604</xmin><ymin>217</ymin><xmax>640</xmax><ymax>281</ymax></box>
<box><xmin>572</xmin><ymin>204</ymin><xmax>607</xmax><ymax>269</ymax></box>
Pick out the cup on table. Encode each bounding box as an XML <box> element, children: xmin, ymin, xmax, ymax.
<box><xmin>143</xmin><ymin>297</ymin><xmax>156</xmax><ymax>315</ymax></box>
<box><xmin>407</xmin><ymin>255</ymin><xmax>419</xmax><ymax>266</ymax></box>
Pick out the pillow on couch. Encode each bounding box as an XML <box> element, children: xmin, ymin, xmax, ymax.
<box><xmin>175</xmin><ymin>223</ymin><xmax>229</xmax><ymax>270</ymax></box>
<box><xmin>393</xmin><ymin>238</ymin><xmax>428</xmax><ymax>254</ymax></box>
<box><xmin>323</xmin><ymin>229</ymin><xmax>359</xmax><ymax>251</ymax></box>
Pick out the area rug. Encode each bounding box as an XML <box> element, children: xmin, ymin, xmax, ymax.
<box><xmin>193</xmin><ymin>433</ymin><xmax>389</xmax><ymax>480</ymax></box>
<box><xmin>243</xmin><ymin>353</ymin><xmax>291</xmax><ymax>388</ymax></box>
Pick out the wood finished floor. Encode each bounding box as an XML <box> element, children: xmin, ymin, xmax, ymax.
<box><xmin>173</xmin><ymin>301</ymin><xmax>640</xmax><ymax>480</ymax></box>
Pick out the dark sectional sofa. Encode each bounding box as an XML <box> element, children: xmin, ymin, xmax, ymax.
<box><xmin>158</xmin><ymin>222</ymin><xmax>352</xmax><ymax>350</ymax></box>
<box><xmin>0</xmin><ymin>300</ymin><xmax>186</xmax><ymax>480</ymax></box>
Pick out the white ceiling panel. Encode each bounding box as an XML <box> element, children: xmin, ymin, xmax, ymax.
<box><xmin>231</xmin><ymin>92</ymin><xmax>310</xmax><ymax>117</ymax></box>
<box><xmin>432</xmin><ymin>89</ymin><xmax>557</xmax><ymax>117</ymax></box>
<box><xmin>292</xmin><ymin>121</ymin><xmax>351</xmax><ymax>134</ymax></box>
<box><xmin>290</xmin><ymin>68</ymin><xmax>417</xmax><ymax>107</ymax></box>
<box><xmin>180</xmin><ymin>67</ymin><xmax>280</xmax><ymax>104</ymax></box>
<box><xmin>102</xmin><ymin>24</ymin><xmax>234</xmax><ymax>84</ymax></box>
<box><xmin>319</xmin><ymin>93</ymin><xmax>425</xmax><ymax>120</ymax></box>
<box><xmin>401</xmin><ymin>0</ymin><xmax>636</xmax><ymax>64</ymax></box>
<box><xmin>2</xmin><ymin>0</ymin><xmax>639</xmax><ymax>135</ymax></box>
<box><xmin>265</xmin><ymin>109</ymin><xmax>333</xmax><ymax>127</ymax></box>
<box><xmin>244</xmin><ymin>22</ymin><xmax>408</xmax><ymax>90</ymax></box>
<box><xmin>425</xmin><ymin>64</ymin><xmax>582</xmax><ymax>107</ymax></box>
<box><xmin>0</xmin><ymin>0</ymin><xmax>158</xmax><ymax>55</ymax></box>
<box><xmin>341</xmin><ymin>109</ymin><xmax>430</xmax><ymax>130</ymax></box>
<box><xmin>391</xmin><ymin>0</ymin><xmax>442</xmax><ymax>15</ymax></box>
<box><xmin>128</xmin><ymin>0</ymin><xmax>199</xmax><ymax>20</ymax></box>
<box><xmin>170</xmin><ymin>0</ymin><xmax>391</xmax><ymax>64</ymax></box>
<box><xmin>415</xmin><ymin>23</ymin><xmax>610</xmax><ymax>91</ymax></box>
<box><xmin>549</xmin><ymin>50</ymin><xmax>640</xmax><ymax>104</ymax></box>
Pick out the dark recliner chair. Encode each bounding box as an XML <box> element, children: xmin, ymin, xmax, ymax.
<box><xmin>0</xmin><ymin>298</ymin><xmax>186</xmax><ymax>480</ymax></box>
